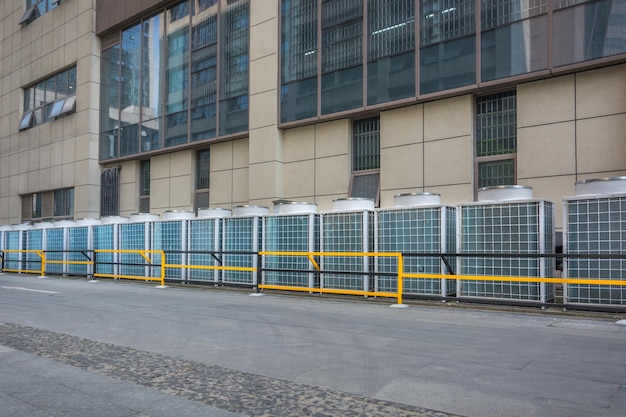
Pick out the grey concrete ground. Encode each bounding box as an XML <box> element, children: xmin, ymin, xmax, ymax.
<box><xmin>1</xmin><ymin>274</ymin><xmax>625</xmax><ymax>417</ymax></box>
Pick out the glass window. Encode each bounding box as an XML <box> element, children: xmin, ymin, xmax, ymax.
<box><xmin>367</xmin><ymin>0</ymin><xmax>416</xmax><ymax>105</ymax></box>
<box><xmin>195</xmin><ymin>149</ymin><xmax>210</xmax><ymax>211</ymax></box>
<box><xmin>553</xmin><ymin>0</ymin><xmax>626</xmax><ymax>67</ymax></box>
<box><xmin>165</xmin><ymin>2</ymin><xmax>190</xmax><ymax>148</ymax></box>
<box><xmin>53</xmin><ymin>188</ymin><xmax>74</xmax><ymax>218</ymax></box>
<box><xmin>101</xmin><ymin>166</ymin><xmax>120</xmax><ymax>217</ymax></box>
<box><xmin>420</xmin><ymin>0</ymin><xmax>476</xmax><ymax>94</ymax></box>
<box><xmin>20</xmin><ymin>0</ymin><xmax>57</xmax><ymax>25</ymax></box>
<box><xmin>280</xmin><ymin>0</ymin><xmax>318</xmax><ymax>123</ymax></box>
<box><xmin>476</xmin><ymin>91</ymin><xmax>517</xmax><ymax>189</ymax></box>
<box><xmin>20</xmin><ymin>66</ymin><xmax>77</xmax><ymax>131</ymax></box>
<box><xmin>350</xmin><ymin>116</ymin><xmax>380</xmax><ymax>205</ymax></box>
<box><xmin>142</xmin><ymin>15</ymin><xmax>164</xmax><ymax>152</ymax></box>
<box><xmin>120</xmin><ymin>24</ymin><xmax>142</xmax><ymax>156</ymax></box>
<box><xmin>139</xmin><ymin>160</ymin><xmax>151</xmax><ymax>213</ymax></box>
<box><xmin>481</xmin><ymin>0</ymin><xmax>548</xmax><ymax>82</ymax></box>
<box><xmin>321</xmin><ymin>0</ymin><xmax>363</xmax><ymax>114</ymax></box>
<box><xmin>219</xmin><ymin>0</ymin><xmax>250</xmax><ymax>135</ymax></box>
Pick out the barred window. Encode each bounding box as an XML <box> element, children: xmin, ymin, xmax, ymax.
<box><xmin>476</xmin><ymin>91</ymin><xmax>517</xmax><ymax>189</ymax></box>
<box><xmin>368</xmin><ymin>0</ymin><xmax>415</xmax><ymax>61</ymax></box>
<box><xmin>420</xmin><ymin>0</ymin><xmax>476</xmax><ymax>46</ymax></box>
<box><xmin>321</xmin><ymin>0</ymin><xmax>363</xmax><ymax>73</ymax></box>
<box><xmin>139</xmin><ymin>160</ymin><xmax>151</xmax><ymax>213</ymax></box>
<box><xmin>281</xmin><ymin>0</ymin><xmax>318</xmax><ymax>83</ymax></box>
<box><xmin>481</xmin><ymin>0</ymin><xmax>547</xmax><ymax>30</ymax></box>
<box><xmin>350</xmin><ymin>116</ymin><xmax>380</xmax><ymax>205</ymax></box>
<box><xmin>101</xmin><ymin>166</ymin><xmax>120</xmax><ymax>217</ymax></box>
<box><xmin>195</xmin><ymin>149</ymin><xmax>211</xmax><ymax>211</ymax></box>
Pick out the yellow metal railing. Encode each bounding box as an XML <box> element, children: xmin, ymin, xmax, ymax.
<box><xmin>403</xmin><ymin>272</ymin><xmax>626</xmax><ymax>287</ymax></box>
<box><xmin>258</xmin><ymin>251</ymin><xmax>405</xmax><ymax>305</ymax></box>
<box><xmin>0</xmin><ymin>250</ymin><xmax>46</xmax><ymax>276</ymax></box>
<box><xmin>93</xmin><ymin>249</ymin><xmax>166</xmax><ymax>286</ymax></box>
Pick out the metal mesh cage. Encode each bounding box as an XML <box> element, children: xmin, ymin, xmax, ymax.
<box><xmin>377</xmin><ymin>206</ymin><xmax>456</xmax><ymax>296</ymax></box>
<box><xmin>188</xmin><ymin>218</ymin><xmax>222</xmax><ymax>283</ymax></box>
<box><xmin>26</xmin><ymin>229</ymin><xmax>44</xmax><ymax>273</ymax></box>
<box><xmin>565</xmin><ymin>195</ymin><xmax>626</xmax><ymax>305</ymax></box>
<box><xmin>93</xmin><ymin>224</ymin><xmax>115</xmax><ymax>276</ymax></box>
<box><xmin>4</xmin><ymin>230</ymin><xmax>24</xmax><ymax>271</ymax></box>
<box><xmin>68</xmin><ymin>227</ymin><xmax>90</xmax><ymax>276</ymax></box>
<box><xmin>152</xmin><ymin>220</ymin><xmax>187</xmax><ymax>281</ymax></box>
<box><xmin>45</xmin><ymin>228</ymin><xmax>65</xmax><ymax>274</ymax></box>
<box><xmin>321</xmin><ymin>211</ymin><xmax>374</xmax><ymax>291</ymax></box>
<box><xmin>120</xmin><ymin>222</ymin><xmax>151</xmax><ymax>278</ymax></box>
<box><xmin>263</xmin><ymin>214</ymin><xmax>320</xmax><ymax>287</ymax></box>
<box><xmin>457</xmin><ymin>200</ymin><xmax>555</xmax><ymax>302</ymax></box>
<box><xmin>223</xmin><ymin>216</ymin><xmax>262</xmax><ymax>285</ymax></box>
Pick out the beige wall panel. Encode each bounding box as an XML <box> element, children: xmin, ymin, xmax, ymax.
<box><xmin>73</xmin><ymin>159</ymin><xmax>99</xmax><ymax>187</ymax></box>
<box><xmin>209</xmin><ymin>170</ymin><xmax>233</xmax><ymax>206</ymax></box>
<box><xmin>249</xmin><ymin>126</ymin><xmax>282</xmax><ymax>164</ymax></box>
<box><xmin>151</xmin><ymin>154</ymin><xmax>171</xmax><ymax>180</ymax></box>
<box><xmin>74</xmin><ymin>184</ymin><xmax>100</xmax><ymax>219</ymax></box>
<box><xmin>28</xmin><ymin>148</ymin><xmax>39</xmax><ymax>171</ymax></box>
<box><xmin>17</xmin><ymin>151</ymin><xmax>28</xmax><ymax>174</ymax></box>
<box><xmin>77</xmin><ymin>10</ymin><xmax>95</xmax><ymax>38</ymax></box>
<box><xmin>283</xmin><ymin>125</ymin><xmax>315</xmax><ymax>162</ymax></box>
<box><xmin>518</xmin><ymin>75</ymin><xmax>575</xmax><ymax>128</ymax></box>
<box><xmin>169</xmin><ymin>149</ymin><xmax>193</xmax><ymax>177</ymax></box>
<box><xmin>8</xmin><ymin>173</ymin><xmax>19</xmax><ymax>195</ymax></box>
<box><xmin>77</xmin><ymin>33</ymin><xmax>99</xmax><ymax>60</ymax></box>
<box><xmin>381</xmin><ymin>104</ymin><xmax>424</xmax><ymax>148</ymax></box>
<box><xmin>74</xmin><ymin>134</ymin><xmax>99</xmax><ymax>161</ymax></box>
<box><xmin>211</xmin><ymin>141</ymin><xmax>233</xmax><ymax>171</ymax></box>
<box><xmin>381</xmin><ymin>143</ymin><xmax>423</xmax><ymax>190</ymax></box>
<box><xmin>61</xmin><ymin>137</ymin><xmax>76</xmax><ymax>165</ymax></box>
<box><xmin>49</xmin><ymin>165</ymin><xmax>62</xmax><ymax>189</ymax></box>
<box><xmin>49</xmin><ymin>118</ymin><xmax>63</xmax><ymax>143</ymax></box>
<box><xmin>232</xmin><ymin>167</ymin><xmax>249</xmax><ymax>204</ymax></box>
<box><xmin>119</xmin><ymin>182</ymin><xmax>137</xmax><ymax>215</ymax></box>
<box><xmin>284</xmin><ymin>160</ymin><xmax>315</xmax><ymax>198</ymax></box>
<box><xmin>424</xmin><ymin>183</ymin><xmax>474</xmax><ymax>206</ymax></box>
<box><xmin>39</xmin><ymin>144</ymin><xmax>51</xmax><ymax>169</ymax></box>
<box><xmin>150</xmin><ymin>178</ymin><xmax>170</xmax><ymax>210</ymax></box>
<box><xmin>119</xmin><ymin>160</ymin><xmax>139</xmax><ymax>185</ymax></box>
<box><xmin>576</xmin><ymin>64</ymin><xmax>626</xmax><ymax>119</ymax></box>
<box><xmin>518</xmin><ymin>122</ymin><xmax>576</xmax><ymax>179</ymax></box>
<box><xmin>61</xmin><ymin>112</ymin><xmax>77</xmax><ymax>138</ymax></box>
<box><xmin>169</xmin><ymin>175</ymin><xmax>192</xmax><ymax>209</ymax></box>
<box><xmin>38</xmin><ymin>167</ymin><xmax>50</xmax><ymax>191</ymax></box>
<box><xmin>65</xmin><ymin>16</ymin><xmax>79</xmax><ymax>42</ymax></box>
<box><xmin>577</xmin><ymin>114</ymin><xmax>626</xmax><ymax>174</ymax></box>
<box><xmin>62</xmin><ymin>162</ymin><xmax>74</xmax><ymax>186</ymax></box>
<box><xmin>315</xmin><ymin>155</ymin><xmax>349</xmax><ymax>196</ymax></box>
<box><xmin>27</xmin><ymin>171</ymin><xmax>38</xmax><ymax>192</ymax></box>
<box><xmin>232</xmin><ymin>138</ymin><xmax>249</xmax><ymax>169</ymax></box>
<box><xmin>248</xmin><ymin>161</ymin><xmax>283</xmax><ymax>201</ymax></box>
<box><xmin>249</xmin><ymin>54</ymin><xmax>278</xmax><ymax>95</ymax></box>
<box><xmin>0</xmin><ymin>156</ymin><xmax>8</xmax><ymax>177</ymax></box>
<box><xmin>0</xmin><ymin>195</ymin><xmax>7</xmax><ymax>222</ymax></box>
<box><xmin>251</xmin><ymin>0</ymin><xmax>278</xmax><ymax>26</ymax></box>
<box><xmin>64</xmin><ymin>39</ymin><xmax>78</xmax><ymax>65</ymax></box>
<box><xmin>424</xmin><ymin>95</ymin><xmax>472</xmax><ymax>141</ymax></box>
<box><xmin>249</xmin><ymin>18</ymin><xmax>277</xmax><ymax>62</ymax></box>
<box><xmin>315</xmin><ymin>119</ymin><xmax>350</xmax><ymax>158</ymax></box>
<box><xmin>520</xmin><ymin>175</ymin><xmax>576</xmax><ymax>230</ymax></box>
<box><xmin>249</xmin><ymin>91</ymin><xmax>278</xmax><ymax>131</ymax></box>
<box><xmin>423</xmin><ymin>136</ymin><xmax>472</xmax><ymax>186</ymax></box>
<box><xmin>8</xmin><ymin>195</ymin><xmax>20</xmax><ymax>222</ymax></box>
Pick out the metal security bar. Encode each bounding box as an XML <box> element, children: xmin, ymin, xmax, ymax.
<box><xmin>93</xmin><ymin>249</ymin><xmax>166</xmax><ymax>287</ymax></box>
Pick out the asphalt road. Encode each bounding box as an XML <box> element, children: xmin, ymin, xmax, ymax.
<box><xmin>1</xmin><ymin>274</ymin><xmax>625</xmax><ymax>417</ymax></box>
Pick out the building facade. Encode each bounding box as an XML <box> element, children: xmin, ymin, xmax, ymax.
<box><xmin>1</xmin><ymin>0</ymin><xmax>625</xmax><ymax>230</ymax></box>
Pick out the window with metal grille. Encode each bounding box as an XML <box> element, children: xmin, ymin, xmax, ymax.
<box><xmin>101</xmin><ymin>166</ymin><xmax>120</xmax><ymax>217</ymax></box>
<box><xmin>476</xmin><ymin>91</ymin><xmax>517</xmax><ymax>189</ymax></box>
<box><xmin>195</xmin><ymin>149</ymin><xmax>210</xmax><ymax>211</ymax></box>
<box><xmin>350</xmin><ymin>116</ymin><xmax>380</xmax><ymax>205</ymax></box>
<box><xmin>139</xmin><ymin>160</ymin><xmax>151</xmax><ymax>213</ymax></box>
<box><xmin>53</xmin><ymin>188</ymin><xmax>74</xmax><ymax>218</ymax></box>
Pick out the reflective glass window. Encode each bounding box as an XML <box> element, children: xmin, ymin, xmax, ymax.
<box><xmin>120</xmin><ymin>24</ymin><xmax>142</xmax><ymax>156</ymax></box>
<box><xmin>367</xmin><ymin>0</ymin><xmax>416</xmax><ymax>105</ymax></box>
<box><xmin>553</xmin><ymin>0</ymin><xmax>626</xmax><ymax>67</ymax></box>
<box><xmin>420</xmin><ymin>0</ymin><xmax>476</xmax><ymax>94</ymax></box>
<box><xmin>100</xmin><ymin>45</ymin><xmax>121</xmax><ymax>160</ymax></box>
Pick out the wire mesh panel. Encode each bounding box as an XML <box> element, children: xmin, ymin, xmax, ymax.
<box><xmin>120</xmin><ymin>222</ymin><xmax>150</xmax><ymax>278</ymax></box>
<box><xmin>377</xmin><ymin>206</ymin><xmax>456</xmax><ymax>295</ymax></box>
<box><xmin>45</xmin><ymin>228</ymin><xmax>66</xmax><ymax>274</ymax></box>
<box><xmin>152</xmin><ymin>220</ymin><xmax>187</xmax><ymax>281</ymax></box>
<box><xmin>93</xmin><ymin>224</ymin><xmax>115</xmax><ymax>276</ymax></box>
<box><xmin>188</xmin><ymin>218</ymin><xmax>222</xmax><ymax>283</ymax></box>
<box><xmin>223</xmin><ymin>216</ymin><xmax>261</xmax><ymax>285</ymax></box>
<box><xmin>321</xmin><ymin>211</ymin><xmax>374</xmax><ymax>291</ymax></box>
<box><xmin>26</xmin><ymin>229</ymin><xmax>44</xmax><ymax>273</ymax></box>
<box><xmin>457</xmin><ymin>200</ymin><xmax>554</xmax><ymax>302</ymax></box>
<box><xmin>565</xmin><ymin>195</ymin><xmax>626</xmax><ymax>305</ymax></box>
<box><xmin>263</xmin><ymin>214</ymin><xmax>320</xmax><ymax>287</ymax></box>
<box><xmin>3</xmin><ymin>230</ymin><xmax>24</xmax><ymax>271</ymax></box>
<box><xmin>68</xmin><ymin>227</ymin><xmax>90</xmax><ymax>276</ymax></box>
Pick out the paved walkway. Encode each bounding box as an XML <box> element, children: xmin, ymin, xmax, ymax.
<box><xmin>0</xmin><ymin>323</ymin><xmax>456</xmax><ymax>417</ymax></box>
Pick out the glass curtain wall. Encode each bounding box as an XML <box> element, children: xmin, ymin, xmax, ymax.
<box><xmin>481</xmin><ymin>0</ymin><xmax>548</xmax><ymax>81</ymax></box>
<box><xmin>99</xmin><ymin>0</ymin><xmax>250</xmax><ymax>161</ymax></box>
<box><xmin>553</xmin><ymin>0</ymin><xmax>626</xmax><ymax>67</ymax></box>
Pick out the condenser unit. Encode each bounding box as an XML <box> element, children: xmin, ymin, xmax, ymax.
<box><xmin>223</xmin><ymin>206</ymin><xmax>268</xmax><ymax>286</ymax></box>
<box><xmin>93</xmin><ymin>216</ymin><xmax>129</xmax><ymax>277</ymax></box>
<box><xmin>152</xmin><ymin>211</ymin><xmax>195</xmax><ymax>281</ymax></box>
<box><xmin>377</xmin><ymin>193</ymin><xmax>456</xmax><ymax>296</ymax></box>
<box><xmin>119</xmin><ymin>213</ymin><xmax>159</xmax><ymax>278</ymax></box>
<box><xmin>457</xmin><ymin>186</ymin><xmax>555</xmax><ymax>303</ymax></box>
<box><xmin>188</xmin><ymin>208</ymin><xmax>231</xmax><ymax>283</ymax></box>
<box><xmin>564</xmin><ymin>177</ymin><xmax>626</xmax><ymax>305</ymax></box>
<box><xmin>263</xmin><ymin>201</ymin><xmax>320</xmax><ymax>288</ymax></box>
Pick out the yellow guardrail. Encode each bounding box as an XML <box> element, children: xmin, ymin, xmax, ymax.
<box><xmin>93</xmin><ymin>249</ymin><xmax>166</xmax><ymax>286</ymax></box>
<box><xmin>258</xmin><ymin>251</ymin><xmax>405</xmax><ymax>305</ymax></box>
<box><xmin>0</xmin><ymin>250</ymin><xmax>46</xmax><ymax>276</ymax></box>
